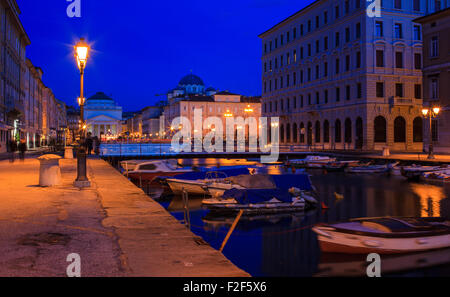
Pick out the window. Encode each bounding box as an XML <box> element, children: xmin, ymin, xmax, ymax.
<box><xmin>316</xmin><ymin>15</ymin><xmax>320</xmax><ymax>28</ymax></box>
<box><xmin>357</xmin><ymin>83</ymin><xmax>362</xmax><ymax>98</ymax></box>
<box><xmin>413</xmin><ymin>0</ymin><xmax>420</xmax><ymax>11</ymax></box>
<box><xmin>275</xmin><ymin>58</ymin><xmax>278</xmax><ymax>69</ymax></box>
<box><xmin>264</xmin><ymin>44</ymin><xmax>267</xmax><ymax>54</ymax></box>
<box><xmin>275</xmin><ymin>38</ymin><xmax>278</xmax><ymax>48</ymax></box>
<box><xmin>335</xmin><ymin>5</ymin><xmax>340</xmax><ymax>19</ymax></box>
<box><xmin>300</xmin><ymin>47</ymin><xmax>304</xmax><ymax>59</ymax></box>
<box><xmin>287</xmin><ymin>31</ymin><xmax>290</xmax><ymax>43</ymax></box>
<box><xmin>414</xmin><ymin>25</ymin><xmax>421</xmax><ymax>40</ymax></box>
<box><xmin>324</xmin><ymin>36</ymin><xmax>328</xmax><ymax>50</ymax></box>
<box><xmin>324</xmin><ymin>62</ymin><xmax>328</xmax><ymax>77</ymax></box>
<box><xmin>413</xmin><ymin>117</ymin><xmax>423</xmax><ymax>142</ymax></box>
<box><xmin>280</xmin><ymin>55</ymin><xmax>284</xmax><ymax>67</ymax></box>
<box><xmin>375</xmin><ymin>21</ymin><xmax>383</xmax><ymax>37</ymax></box>
<box><xmin>394</xmin><ymin>0</ymin><xmax>402</xmax><ymax>9</ymax></box>
<box><xmin>414</xmin><ymin>53</ymin><xmax>422</xmax><ymax>70</ymax></box>
<box><xmin>345</xmin><ymin>0</ymin><xmax>350</xmax><ymax>14</ymax></box>
<box><xmin>336</xmin><ymin>58</ymin><xmax>340</xmax><ymax>74</ymax></box>
<box><xmin>431</xmin><ymin>36</ymin><xmax>439</xmax><ymax>57</ymax></box>
<box><xmin>300</xmin><ymin>70</ymin><xmax>304</xmax><ymax>83</ymax></box>
<box><xmin>346</xmin><ymin>85</ymin><xmax>351</xmax><ymax>100</ymax></box>
<box><xmin>336</xmin><ymin>87</ymin><xmax>341</xmax><ymax>102</ymax></box>
<box><xmin>316</xmin><ymin>40</ymin><xmax>320</xmax><ymax>53</ymax></box>
<box><xmin>324</xmin><ymin>90</ymin><xmax>329</xmax><ymax>103</ymax></box>
<box><xmin>286</xmin><ymin>74</ymin><xmax>290</xmax><ymax>87</ymax></box>
<box><xmin>356</xmin><ymin>0</ymin><xmax>361</xmax><ymax>9</ymax></box>
<box><xmin>308</xmin><ymin>20</ymin><xmax>311</xmax><ymax>32</ymax></box>
<box><xmin>324</xmin><ymin>11</ymin><xmax>328</xmax><ymax>24</ymax></box>
<box><xmin>394</xmin><ymin>23</ymin><xmax>403</xmax><ymax>39</ymax></box>
<box><xmin>300</xmin><ymin>24</ymin><xmax>304</xmax><ymax>36</ymax></box>
<box><xmin>315</xmin><ymin>121</ymin><xmax>321</xmax><ymax>143</ymax></box>
<box><xmin>435</xmin><ymin>0</ymin><xmax>442</xmax><ymax>11</ymax></box>
<box><xmin>308</xmin><ymin>44</ymin><xmax>311</xmax><ymax>56</ymax></box>
<box><xmin>293</xmin><ymin>50</ymin><xmax>297</xmax><ymax>62</ymax></box>
<box><xmin>316</xmin><ymin>92</ymin><xmax>320</xmax><ymax>104</ymax></box>
<box><xmin>374</xmin><ymin>116</ymin><xmax>387</xmax><ymax>143</ymax></box>
<box><xmin>293</xmin><ymin>72</ymin><xmax>297</xmax><ymax>85</ymax></box>
<box><xmin>376</xmin><ymin>50</ymin><xmax>384</xmax><ymax>67</ymax></box>
<box><xmin>335</xmin><ymin>120</ymin><xmax>342</xmax><ymax>143</ymax></box>
<box><xmin>345</xmin><ymin>55</ymin><xmax>350</xmax><ymax>71</ymax></box>
<box><xmin>356</xmin><ymin>51</ymin><xmax>361</xmax><ymax>68</ymax></box>
<box><xmin>376</xmin><ymin>82</ymin><xmax>384</xmax><ymax>97</ymax></box>
<box><xmin>307</xmin><ymin>68</ymin><xmax>311</xmax><ymax>81</ymax></box>
<box><xmin>300</xmin><ymin>95</ymin><xmax>304</xmax><ymax>108</ymax></box>
<box><xmin>356</xmin><ymin>23</ymin><xmax>361</xmax><ymax>39</ymax></box>
<box><xmin>431</xmin><ymin>78</ymin><xmax>439</xmax><ymax>99</ymax></box>
<box><xmin>324</xmin><ymin>121</ymin><xmax>330</xmax><ymax>143</ymax></box>
<box><xmin>394</xmin><ymin>117</ymin><xmax>406</xmax><ymax>143</ymax></box>
<box><xmin>414</xmin><ymin>84</ymin><xmax>422</xmax><ymax>99</ymax></box>
<box><xmin>293</xmin><ymin>96</ymin><xmax>297</xmax><ymax>109</ymax></box>
<box><xmin>395</xmin><ymin>83</ymin><xmax>403</xmax><ymax>97</ymax></box>
<box><xmin>432</xmin><ymin>120</ymin><xmax>438</xmax><ymax>141</ymax></box>
<box><xmin>293</xmin><ymin>28</ymin><xmax>297</xmax><ymax>39</ymax></box>
<box><xmin>395</xmin><ymin>52</ymin><xmax>403</xmax><ymax>68</ymax></box>
<box><xmin>345</xmin><ymin>27</ymin><xmax>350</xmax><ymax>43</ymax></box>
<box><xmin>287</xmin><ymin>53</ymin><xmax>290</xmax><ymax>64</ymax></box>
<box><xmin>315</xmin><ymin>65</ymin><xmax>320</xmax><ymax>79</ymax></box>
<box><xmin>308</xmin><ymin>94</ymin><xmax>311</xmax><ymax>105</ymax></box>
<box><xmin>335</xmin><ymin>32</ymin><xmax>340</xmax><ymax>47</ymax></box>
<box><xmin>281</xmin><ymin>34</ymin><xmax>284</xmax><ymax>45</ymax></box>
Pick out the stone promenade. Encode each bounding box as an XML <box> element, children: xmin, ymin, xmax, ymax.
<box><xmin>0</xmin><ymin>157</ymin><xmax>248</xmax><ymax>277</ymax></box>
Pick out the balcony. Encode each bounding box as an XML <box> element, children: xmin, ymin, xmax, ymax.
<box><xmin>389</xmin><ymin>97</ymin><xmax>418</xmax><ymax>107</ymax></box>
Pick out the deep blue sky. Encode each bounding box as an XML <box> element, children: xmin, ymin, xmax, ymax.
<box><xmin>18</xmin><ymin>0</ymin><xmax>314</xmax><ymax>111</ymax></box>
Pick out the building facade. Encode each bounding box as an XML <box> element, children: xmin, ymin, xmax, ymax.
<box><xmin>85</xmin><ymin>92</ymin><xmax>123</xmax><ymax>140</ymax></box>
<box><xmin>0</xmin><ymin>0</ymin><xmax>30</xmax><ymax>152</ymax></box>
<box><xmin>259</xmin><ymin>0</ymin><xmax>448</xmax><ymax>152</ymax></box>
<box><xmin>415</xmin><ymin>7</ymin><xmax>450</xmax><ymax>153</ymax></box>
<box><xmin>163</xmin><ymin>74</ymin><xmax>262</xmax><ymax>140</ymax></box>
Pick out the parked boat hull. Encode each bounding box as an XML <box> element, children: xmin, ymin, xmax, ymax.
<box><xmin>166</xmin><ymin>179</ymin><xmax>209</xmax><ymax>195</ymax></box>
<box><xmin>313</xmin><ymin>226</ymin><xmax>450</xmax><ymax>254</ymax></box>
<box><xmin>128</xmin><ymin>171</ymin><xmax>188</xmax><ymax>183</ymax></box>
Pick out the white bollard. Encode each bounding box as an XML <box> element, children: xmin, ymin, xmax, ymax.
<box><xmin>38</xmin><ymin>154</ymin><xmax>62</xmax><ymax>187</ymax></box>
<box><xmin>64</xmin><ymin>147</ymin><xmax>74</xmax><ymax>159</ymax></box>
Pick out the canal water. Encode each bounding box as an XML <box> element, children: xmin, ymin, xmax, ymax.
<box><xmin>144</xmin><ymin>159</ymin><xmax>450</xmax><ymax>277</ymax></box>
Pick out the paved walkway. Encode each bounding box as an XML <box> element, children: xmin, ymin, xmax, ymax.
<box><xmin>0</xmin><ymin>158</ymin><xmax>248</xmax><ymax>277</ymax></box>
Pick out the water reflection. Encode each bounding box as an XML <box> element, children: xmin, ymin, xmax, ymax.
<box><xmin>152</xmin><ymin>160</ymin><xmax>450</xmax><ymax>277</ymax></box>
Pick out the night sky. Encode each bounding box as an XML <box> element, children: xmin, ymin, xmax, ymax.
<box><xmin>18</xmin><ymin>0</ymin><xmax>315</xmax><ymax>111</ymax></box>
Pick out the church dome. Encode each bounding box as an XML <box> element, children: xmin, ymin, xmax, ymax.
<box><xmin>179</xmin><ymin>74</ymin><xmax>204</xmax><ymax>86</ymax></box>
<box><xmin>88</xmin><ymin>92</ymin><xmax>113</xmax><ymax>101</ymax></box>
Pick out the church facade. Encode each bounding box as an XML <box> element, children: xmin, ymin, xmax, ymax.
<box><xmin>85</xmin><ymin>92</ymin><xmax>123</xmax><ymax>140</ymax></box>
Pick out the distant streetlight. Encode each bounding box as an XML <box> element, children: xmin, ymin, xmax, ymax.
<box><xmin>74</xmin><ymin>38</ymin><xmax>91</xmax><ymax>187</ymax></box>
<box><xmin>422</xmin><ymin>107</ymin><xmax>440</xmax><ymax>160</ymax></box>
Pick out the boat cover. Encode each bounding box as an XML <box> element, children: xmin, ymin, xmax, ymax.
<box><xmin>168</xmin><ymin>168</ymin><xmax>251</xmax><ymax>181</ymax></box>
<box><xmin>271</xmin><ymin>174</ymin><xmax>314</xmax><ymax>191</ymax></box>
<box><xmin>222</xmin><ymin>188</ymin><xmax>294</xmax><ymax>204</ymax></box>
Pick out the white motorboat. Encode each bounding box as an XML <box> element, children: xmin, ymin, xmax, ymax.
<box><xmin>313</xmin><ymin>217</ymin><xmax>450</xmax><ymax>254</ymax></box>
<box><xmin>126</xmin><ymin>160</ymin><xmax>192</xmax><ymax>183</ymax></box>
<box><xmin>166</xmin><ymin>171</ymin><xmax>235</xmax><ymax>196</ymax></box>
<box><xmin>421</xmin><ymin>169</ymin><xmax>450</xmax><ymax>183</ymax></box>
<box><xmin>345</xmin><ymin>162</ymin><xmax>398</xmax><ymax>174</ymax></box>
<box><xmin>290</xmin><ymin>156</ymin><xmax>337</xmax><ymax>168</ymax></box>
<box><xmin>400</xmin><ymin>165</ymin><xmax>447</xmax><ymax>180</ymax></box>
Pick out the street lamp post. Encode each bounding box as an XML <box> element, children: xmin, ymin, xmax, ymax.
<box><xmin>422</xmin><ymin>107</ymin><xmax>440</xmax><ymax>160</ymax></box>
<box><xmin>74</xmin><ymin>38</ymin><xmax>91</xmax><ymax>188</ymax></box>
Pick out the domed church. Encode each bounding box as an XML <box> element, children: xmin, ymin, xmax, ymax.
<box><xmin>85</xmin><ymin>92</ymin><xmax>123</xmax><ymax>140</ymax></box>
<box><xmin>167</xmin><ymin>73</ymin><xmax>217</xmax><ymax>102</ymax></box>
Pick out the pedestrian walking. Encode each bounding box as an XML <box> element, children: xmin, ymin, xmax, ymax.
<box><xmin>9</xmin><ymin>140</ymin><xmax>17</xmax><ymax>163</ymax></box>
<box><xmin>86</xmin><ymin>134</ymin><xmax>93</xmax><ymax>155</ymax></box>
<box><xmin>18</xmin><ymin>140</ymin><xmax>27</xmax><ymax>161</ymax></box>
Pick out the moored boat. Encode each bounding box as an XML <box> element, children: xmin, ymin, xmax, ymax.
<box><xmin>203</xmin><ymin>174</ymin><xmax>318</xmax><ymax>215</ymax></box>
<box><xmin>345</xmin><ymin>162</ymin><xmax>398</xmax><ymax>174</ymax></box>
<box><xmin>126</xmin><ymin>160</ymin><xmax>193</xmax><ymax>183</ymax></box>
<box><xmin>289</xmin><ymin>155</ymin><xmax>337</xmax><ymax>168</ymax></box>
<box><xmin>400</xmin><ymin>165</ymin><xmax>447</xmax><ymax>181</ymax></box>
<box><xmin>313</xmin><ymin>217</ymin><xmax>450</xmax><ymax>254</ymax></box>
<box><xmin>421</xmin><ymin>169</ymin><xmax>450</xmax><ymax>184</ymax></box>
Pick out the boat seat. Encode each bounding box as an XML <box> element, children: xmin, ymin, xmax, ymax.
<box><xmin>358</xmin><ymin>218</ymin><xmax>437</xmax><ymax>233</ymax></box>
